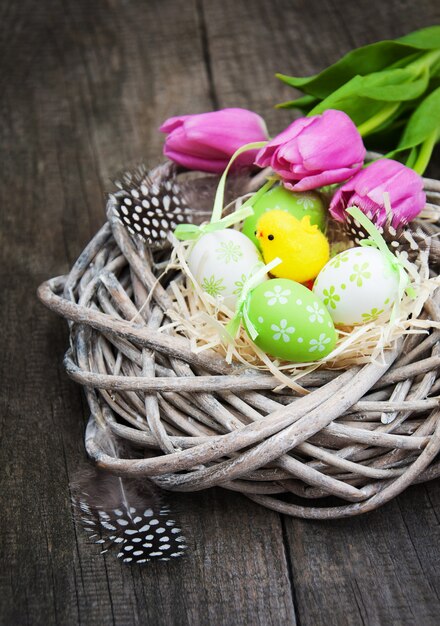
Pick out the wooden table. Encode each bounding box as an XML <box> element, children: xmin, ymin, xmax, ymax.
<box><xmin>2</xmin><ymin>1</ymin><xmax>440</xmax><ymax>624</ymax></box>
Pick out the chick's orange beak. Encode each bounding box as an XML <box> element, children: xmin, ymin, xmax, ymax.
<box><xmin>256</xmin><ymin>230</ymin><xmax>263</xmax><ymax>239</ymax></box>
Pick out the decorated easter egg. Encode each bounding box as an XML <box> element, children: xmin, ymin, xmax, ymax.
<box><xmin>243</xmin><ymin>278</ymin><xmax>337</xmax><ymax>362</ymax></box>
<box><xmin>242</xmin><ymin>185</ymin><xmax>327</xmax><ymax>248</ymax></box>
<box><xmin>313</xmin><ymin>247</ymin><xmax>400</xmax><ymax>326</ymax></box>
<box><xmin>187</xmin><ymin>229</ymin><xmax>266</xmax><ymax>309</ymax></box>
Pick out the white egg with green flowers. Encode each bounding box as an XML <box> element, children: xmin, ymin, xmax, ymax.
<box><xmin>187</xmin><ymin>229</ymin><xmax>266</xmax><ymax>309</ymax></box>
<box><xmin>313</xmin><ymin>247</ymin><xmax>401</xmax><ymax>326</ymax></box>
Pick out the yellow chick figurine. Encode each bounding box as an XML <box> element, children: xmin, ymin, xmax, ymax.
<box><xmin>256</xmin><ymin>209</ymin><xmax>329</xmax><ymax>283</ymax></box>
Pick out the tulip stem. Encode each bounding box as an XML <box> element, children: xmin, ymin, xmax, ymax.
<box><xmin>405</xmin><ymin>146</ymin><xmax>419</xmax><ymax>170</ymax></box>
<box><xmin>411</xmin><ymin>130</ymin><xmax>439</xmax><ymax>175</ymax></box>
<box><xmin>406</xmin><ymin>49</ymin><xmax>440</xmax><ymax>75</ymax></box>
<box><xmin>357</xmin><ymin>103</ymin><xmax>401</xmax><ymax>137</ymax></box>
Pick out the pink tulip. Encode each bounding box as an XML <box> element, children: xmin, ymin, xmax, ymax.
<box><xmin>160</xmin><ymin>108</ymin><xmax>269</xmax><ymax>173</ymax></box>
<box><xmin>329</xmin><ymin>158</ymin><xmax>426</xmax><ymax>228</ymax></box>
<box><xmin>255</xmin><ymin>109</ymin><xmax>365</xmax><ymax>191</ymax></box>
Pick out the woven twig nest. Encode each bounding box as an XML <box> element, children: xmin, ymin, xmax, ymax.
<box><xmin>38</xmin><ymin>160</ymin><xmax>440</xmax><ymax>520</ymax></box>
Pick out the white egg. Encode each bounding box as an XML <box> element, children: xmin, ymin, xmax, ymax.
<box><xmin>187</xmin><ymin>229</ymin><xmax>266</xmax><ymax>309</ymax></box>
<box><xmin>313</xmin><ymin>247</ymin><xmax>400</xmax><ymax>326</ymax></box>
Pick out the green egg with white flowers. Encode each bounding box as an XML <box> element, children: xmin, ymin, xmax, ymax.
<box><xmin>242</xmin><ymin>185</ymin><xmax>327</xmax><ymax>249</ymax></box>
<box><xmin>243</xmin><ymin>278</ymin><xmax>337</xmax><ymax>362</ymax></box>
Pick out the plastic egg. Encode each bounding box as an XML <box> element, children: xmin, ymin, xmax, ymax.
<box><xmin>242</xmin><ymin>185</ymin><xmax>327</xmax><ymax>248</ymax></box>
<box><xmin>243</xmin><ymin>278</ymin><xmax>337</xmax><ymax>362</ymax></box>
<box><xmin>313</xmin><ymin>247</ymin><xmax>400</xmax><ymax>326</ymax></box>
<box><xmin>187</xmin><ymin>229</ymin><xmax>266</xmax><ymax>309</ymax></box>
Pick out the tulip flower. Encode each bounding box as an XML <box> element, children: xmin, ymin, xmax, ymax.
<box><xmin>160</xmin><ymin>108</ymin><xmax>269</xmax><ymax>173</ymax></box>
<box><xmin>255</xmin><ymin>109</ymin><xmax>365</xmax><ymax>191</ymax></box>
<box><xmin>329</xmin><ymin>158</ymin><xmax>426</xmax><ymax>228</ymax></box>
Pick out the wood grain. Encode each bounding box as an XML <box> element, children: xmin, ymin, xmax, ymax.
<box><xmin>0</xmin><ymin>1</ymin><xmax>294</xmax><ymax>625</ymax></box>
<box><xmin>1</xmin><ymin>0</ymin><xmax>440</xmax><ymax>624</ymax></box>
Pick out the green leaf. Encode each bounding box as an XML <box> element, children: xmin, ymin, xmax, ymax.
<box><xmin>387</xmin><ymin>51</ymin><xmax>426</xmax><ymax>70</ymax></box>
<box><xmin>276</xmin><ymin>27</ymin><xmax>440</xmax><ymax>99</ymax></box>
<box><xmin>312</xmin><ymin>98</ymin><xmax>385</xmax><ymax>127</ymax></box>
<box><xmin>310</xmin><ymin>67</ymin><xmax>429</xmax><ymax>115</ymax></box>
<box><xmin>394</xmin><ymin>86</ymin><xmax>440</xmax><ymax>152</ymax></box>
<box><xmin>277</xmin><ymin>46</ymin><xmax>416</xmax><ymax>98</ymax></box>
<box><xmin>303</xmin><ymin>66</ymin><xmax>430</xmax><ymax>130</ymax></box>
<box><xmin>275</xmin><ymin>94</ymin><xmax>319</xmax><ymax>111</ymax></box>
<box><xmin>357</xmin><ymin>67</ymin><xmax>429</xmax><ymax>101</ymax></box>
<box><xmin>274</xmin><ymin>28</ymin><xmax>440</xmax><ymax>168</ymax></box>
<box><xmin>398</xmin><ymin>26</ymin><xmax>440</xmax><ymax>50</ymax></box>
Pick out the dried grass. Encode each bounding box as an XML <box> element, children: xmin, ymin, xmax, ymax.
<box><xmin>161</xmin><ymin>194</ymin><xmax>440</xmax><ymax>389</ymax></box>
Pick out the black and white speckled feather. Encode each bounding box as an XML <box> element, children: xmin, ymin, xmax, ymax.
<box><xmin>72</xmin><ymin>466</ymin><xmax>187</xmax><ymax>564</ymax></box>
<box><xmin>342</xmin><ymin>209</ymin><xmax>423</xmax><ymax>258</ymax></box>
<box><xmin>110</xmin><ymin>165</ymin><xmax>192</xmax><ymax>246</ymax></box>
<box><xmin>71</xmin><ymin>419</ymin><xmax>187</xmax><ymax>564</ymax></box>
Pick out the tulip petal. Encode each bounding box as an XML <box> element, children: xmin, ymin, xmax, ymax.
<box><xmin>255</xmin><ymin>109</ymin><xmax>365</xmax><ymax>191</ymax></box>
<box><xmin>297</xmin><ymin>111</ymin><xmax>365</xmax><ymax>171</ymax></box>
<box><xmin>255</xmin><ymin>117</ymin><xmax>313</xmax><ymax>167</ymax></box>
<box><xmin>328</xmin><ymin>158</ymin><xmax>425</xmax><ymax>228</ymax></box>
<box><xmin>163</xmin><ymin>148</ymin><xmax>229</xmax><ymax>173</ymax></box>
<box><xmin>160</xmin><ymin>108</ymin><xmax>268</xmax><ymax>173</ymax></box>
<box><xmin>263</xmin><ymin>116</ymin><xmax>313</xmax><ymax>149</ymax></box>
<box><xmin>390</xmin><ymin>191</ymin><xmax>426</xmax><ymax>226</ymax></box>
<box><xmin>159</xmin><ymin>115</ymin><xmax>190</xmax><ymax>133</ymax></box>
<box><xmin>166</xmin><ymin>130</ymin><xmax>228</xmax><ymax>159</ymax></box>
<box><xmin>329</xmin><ymin>188</ymin><xmax>352</xmax><ymax>221</ymax></box>
<box><xmin>286</xmin><ymin>166</ymin><xmax>363</xmax><ymax>192</ymax></box>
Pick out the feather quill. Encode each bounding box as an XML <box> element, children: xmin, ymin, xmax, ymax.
<box><xmin>71</xmin><ymin>419</ymin><xmax>187</xmax><ymax>564</ymax></box>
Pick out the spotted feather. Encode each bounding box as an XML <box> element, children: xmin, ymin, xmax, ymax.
<box><xmin>342</xmin><ymin>209</ymin><xmax>422</xmax><ymax>257</ymax></box>
<box><xmin>110</xmin><ymin>165</ymin><xmax>192</xmax><ymax>246</ymax></box>
<box><xmin>72</xmin><ymin>465</ymin><xmax>187</xmax><ymax>564</ymax></box>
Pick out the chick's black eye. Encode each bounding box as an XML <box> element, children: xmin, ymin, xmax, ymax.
<box><xmin>254</xmin><ymin>230</ymin><xmax>257</xmax><ymax>236</ymax></box>
<box><xmin>268</xmin><ymin>234</ymin><xmax>274</xmax><ymax>241</ymax></box>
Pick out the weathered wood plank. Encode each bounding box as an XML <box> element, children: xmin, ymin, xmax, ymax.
<box><xmin>0</xmin><ymin>1</ymin><xmax>296</xmax><ymax>625</ymax></box>
<box><xmin>2</xmin><ymin>0</ymin><xmax>440</xmax><ymax>624</ymax></box>
<box><xmin>202</xmin><ymin>0</ymin><xmax>440</xmax><ymax>624</ymax></box>
<box><xmin>283</xmin><ymin>486</ymin><xmax>440</xmax><ymax>626</ymax></box>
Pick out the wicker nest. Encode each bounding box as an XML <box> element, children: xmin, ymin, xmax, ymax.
<box><xmin>38</xmin><ymin>161</ymin><xmax>440</xmax><ymax>519</ymax></box>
